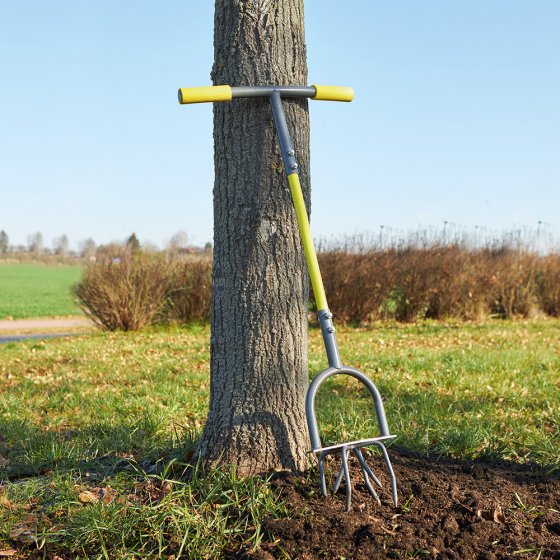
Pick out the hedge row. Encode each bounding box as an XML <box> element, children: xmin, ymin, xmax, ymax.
<box><xmin>74</xmin><ymin>247</ymin><xmax>560</xmax><ymax>330</ymax></box>
<box><xmin>320</xmin><ymin>247</ymin><xmax>560</xmax><ymax>323</ymax></box>
<box><xmin>74</xmin><ymin>254</ymin><xmax>211</xmax><ymax>331</ymax></box>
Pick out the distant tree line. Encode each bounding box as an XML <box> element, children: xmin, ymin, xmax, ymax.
<box><xmin>0</xmin><ymin>229</ymin><xmax>212</xmax><ymax>261</ymax></box>
<box><xmin>0</xmin><ymin>229</ymin><xmax>80</xmax><ymax>257</ymax></box>
<box><xmin>0</xmin><ymin>230</ymin><xmax>8</xmax><ymax>253</ymax></box>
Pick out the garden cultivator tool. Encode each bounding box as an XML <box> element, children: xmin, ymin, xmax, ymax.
<box><xmin>178</xmin><ymin>84</ymin><xmax>398</xmax><ymax>511</ymax></box>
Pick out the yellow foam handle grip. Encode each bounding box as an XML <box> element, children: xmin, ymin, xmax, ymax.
<box><xmin>178</xmin><ymin>85</ymin><xmax>232</xmax><ymax>104</ymax></box>
<box><xmin>311</xmin><ymin>85</ymin><xmax>354</xmax><ymax>102</ymax></box>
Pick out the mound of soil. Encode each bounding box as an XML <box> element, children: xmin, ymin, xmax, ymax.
<box><xmin>244</xmin><ymin>448</ymin><xmax>560</xmax><ymax>559</ymax></box>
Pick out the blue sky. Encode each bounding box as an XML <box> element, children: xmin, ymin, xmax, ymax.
<box><xmin>1</xmin><ymin>1</ymin><xmax>558</xmax><ymax>250</ymax></box>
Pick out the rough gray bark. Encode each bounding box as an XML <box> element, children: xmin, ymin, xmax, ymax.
<box><xmin>198</xmin><ymin>0</ymin><xmax>311</xmax><ymax>473</ymax></box>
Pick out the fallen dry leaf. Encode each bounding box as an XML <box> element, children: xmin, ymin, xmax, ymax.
<box><xmin>100</xmin><ymin>486</ymin><xmax>118</xmax><ymax>505</ymax></box>
<box><xmin>0</xmin><ymin>496</ymin><xmax>11</xmax><ymax>508</ymax></box>
<box><xmin>0</xmin><ymin>550</ymin><xmax>18</xmax><ymax>557</ymax></box>
<box><xmin>491</xmin><ymin>503</ymin><xmax>506</xmax><ymax>523</ymax></box>
<box><xmin>159</xmin><ymin>481</ymin><xmax>173</xmax><ymax>499</ymax></box>
<box><xmin>9</xmin><ymin>524</ymin><xmax>36</xmax><ymax>544</ymax></box>
<box><xmin>78</xmin><ymin>490</ymin><xmax>99</xmax><ymax>504</ymax></box>
<box><xmin>477</xmin><ymin>502</ymin><xmax>505</xmax><ymax>523</ymax></box>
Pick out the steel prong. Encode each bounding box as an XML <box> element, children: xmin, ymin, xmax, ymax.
<box><xmin>341</xmin><ymin>446</ymin><xmax>352</xmax><ymax>512</ymax></box>
<box><xmin>353</xmin><ymin>449</ymin><xmax>381</xmax><ymax>506</ymax></box>
<box><xmin>374</xmin><ymin>441</ymin><xmax>398</xmax><ymax>507</ymax></box>
<box><xmin>318</xmin><ymin>451</ymin><xmax>328</xmax><ymax>497</ymax></box>
<box><xmin>333</xmin><ymin>458</ymin><xmax>345</xmax><ymax>494</ymax></box>
<box><xmin>355</xmin><ymin>448</ymin><xmax>382</xmax><ymax>488</ymax></box>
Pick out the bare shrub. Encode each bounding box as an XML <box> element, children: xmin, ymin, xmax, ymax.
<box><xmin>74</xmin><ymin>229</ymin><xmax>560</xmax><ymax>328</ymax></box>
<box><xmin>74</xmin><ymin>254</ymin><xmax>168</xmax><ymax>331</ymax></box>
<box><xmin>318</xmin><ymin>251</ymin><xmax>395</xmax><ymax>323</ymax></box>
<box><xmin>389</xmin><ymin>247</ymin><xmax>436</xmax><ymax>322</ymax></box>
<box><xmin>165</xmin><ymin>257</ymin><xmax>212</xmax><ymax>323</ymax></box>
<box><xmin>420</xmin><ymin>248</ymin><xmax>505</xmax><ymax>320</ymax></box>
<box><xmin>536</xmin><ymin>254</ymin><xmax>560</xmax><ymax>316</ymax></box>
<box><xmin>320</xmin><ymin>246</ymin><xmax>492</xmax><ymax>323</ymax></box>
<box><xmin>486</xmin><ymin>248</ymin><xmax>539</xmax><ymax>318</ymax></box>
<box><xmin>318</xmin><ymin>244</ymin><xmax>556</xmax><ymax>323</ymax></box>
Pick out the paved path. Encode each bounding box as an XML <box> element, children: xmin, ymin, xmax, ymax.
<box><xmin>0</xmin><ymin>332</ymin><xmax>84</xmax><ymax>344</ymax></box>
<box><xmin>0</xmin><ymin>316</ymin><xmax>94</xmax><ymax>343</ymax></box>
<box><xmin>0</xmin><ymin>316</ymin><xmax>92</xmax><ymax>332</ymax></box>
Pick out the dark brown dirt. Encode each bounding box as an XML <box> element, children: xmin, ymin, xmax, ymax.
<box><xmin>240</xmin><ymin>448</ymin><xmax>560</xmax><ymax>559</ymax></box>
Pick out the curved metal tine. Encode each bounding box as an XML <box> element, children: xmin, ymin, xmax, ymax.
<box><xmin>373</xmin><ymin>441</ymin><xmax>398</xmax><ymax>507</ymax></box>
<box><xmin>354</xmin><ymin>448</ymin><xmax>382</xmax><ymax>488</ymax></box>
<box><xmin>332</xmin><ymin>456</ymin><xmax>345</xmax><ymax>494</ymax></box>
<box><xmin>341</xmin><ymin>446</ymin><xmax>352</xmax><ymax>512</ymax></box>
<box><xmin>353</xmin><ymin>449</ymin><xmax>381</xmax><ymax>506</ymax></box>
<box><xmin>318</xmin><ymin>451</ymin><xmax>328</xmax><ymax>497</ymax></box>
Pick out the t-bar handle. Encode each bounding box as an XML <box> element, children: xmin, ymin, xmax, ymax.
<box><xmin>177</xmin><ymin>84</ymin><xmax>354</xmax><ymax>104</ymax></box>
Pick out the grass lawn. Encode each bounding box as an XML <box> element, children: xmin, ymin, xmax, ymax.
<box><xmin>0</xmin><ymin>263</ymin><xmax>83</xmax><ymax>319</ymax></box>
<box><xmin>0</xmin><ymin>320</ymin><xmax>558</xmax><ymax>558</ymax></box>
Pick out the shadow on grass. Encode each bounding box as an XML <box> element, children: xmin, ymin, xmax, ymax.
<box><xmin>313</xmin><ymin>378</ymin><xmax>560</xmax><ymax>476</ymax></box>
<box><xmin>1</xmin><ymin>381</ymin><xmax>558</xmax><ymax>485</ymax></box>
<box><xmin>0</xmin><ymin>416</ymin><xmax>199</xmax><ymax>481</ymax></box>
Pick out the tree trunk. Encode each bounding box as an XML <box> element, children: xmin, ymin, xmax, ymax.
<box><xmin>198</xmin><ymin>0</ymin><xmax>311</xmax><ymax>473</ymax></box>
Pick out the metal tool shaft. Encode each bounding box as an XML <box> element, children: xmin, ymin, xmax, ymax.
<box><xmin>269</xmin><ymin>91</ymin><xmax>342</xmax><ymax>368</ymax></box>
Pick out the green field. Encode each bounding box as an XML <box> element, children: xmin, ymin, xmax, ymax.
<box><xmin>0</xmin><ymin>320</ymin><xmax>558</xmax><ymax>558</ymax></box>
<box><xmin>0</xmin><ymin>263</ymin><xmax>83</xmax><ymax>319</ymax></box>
